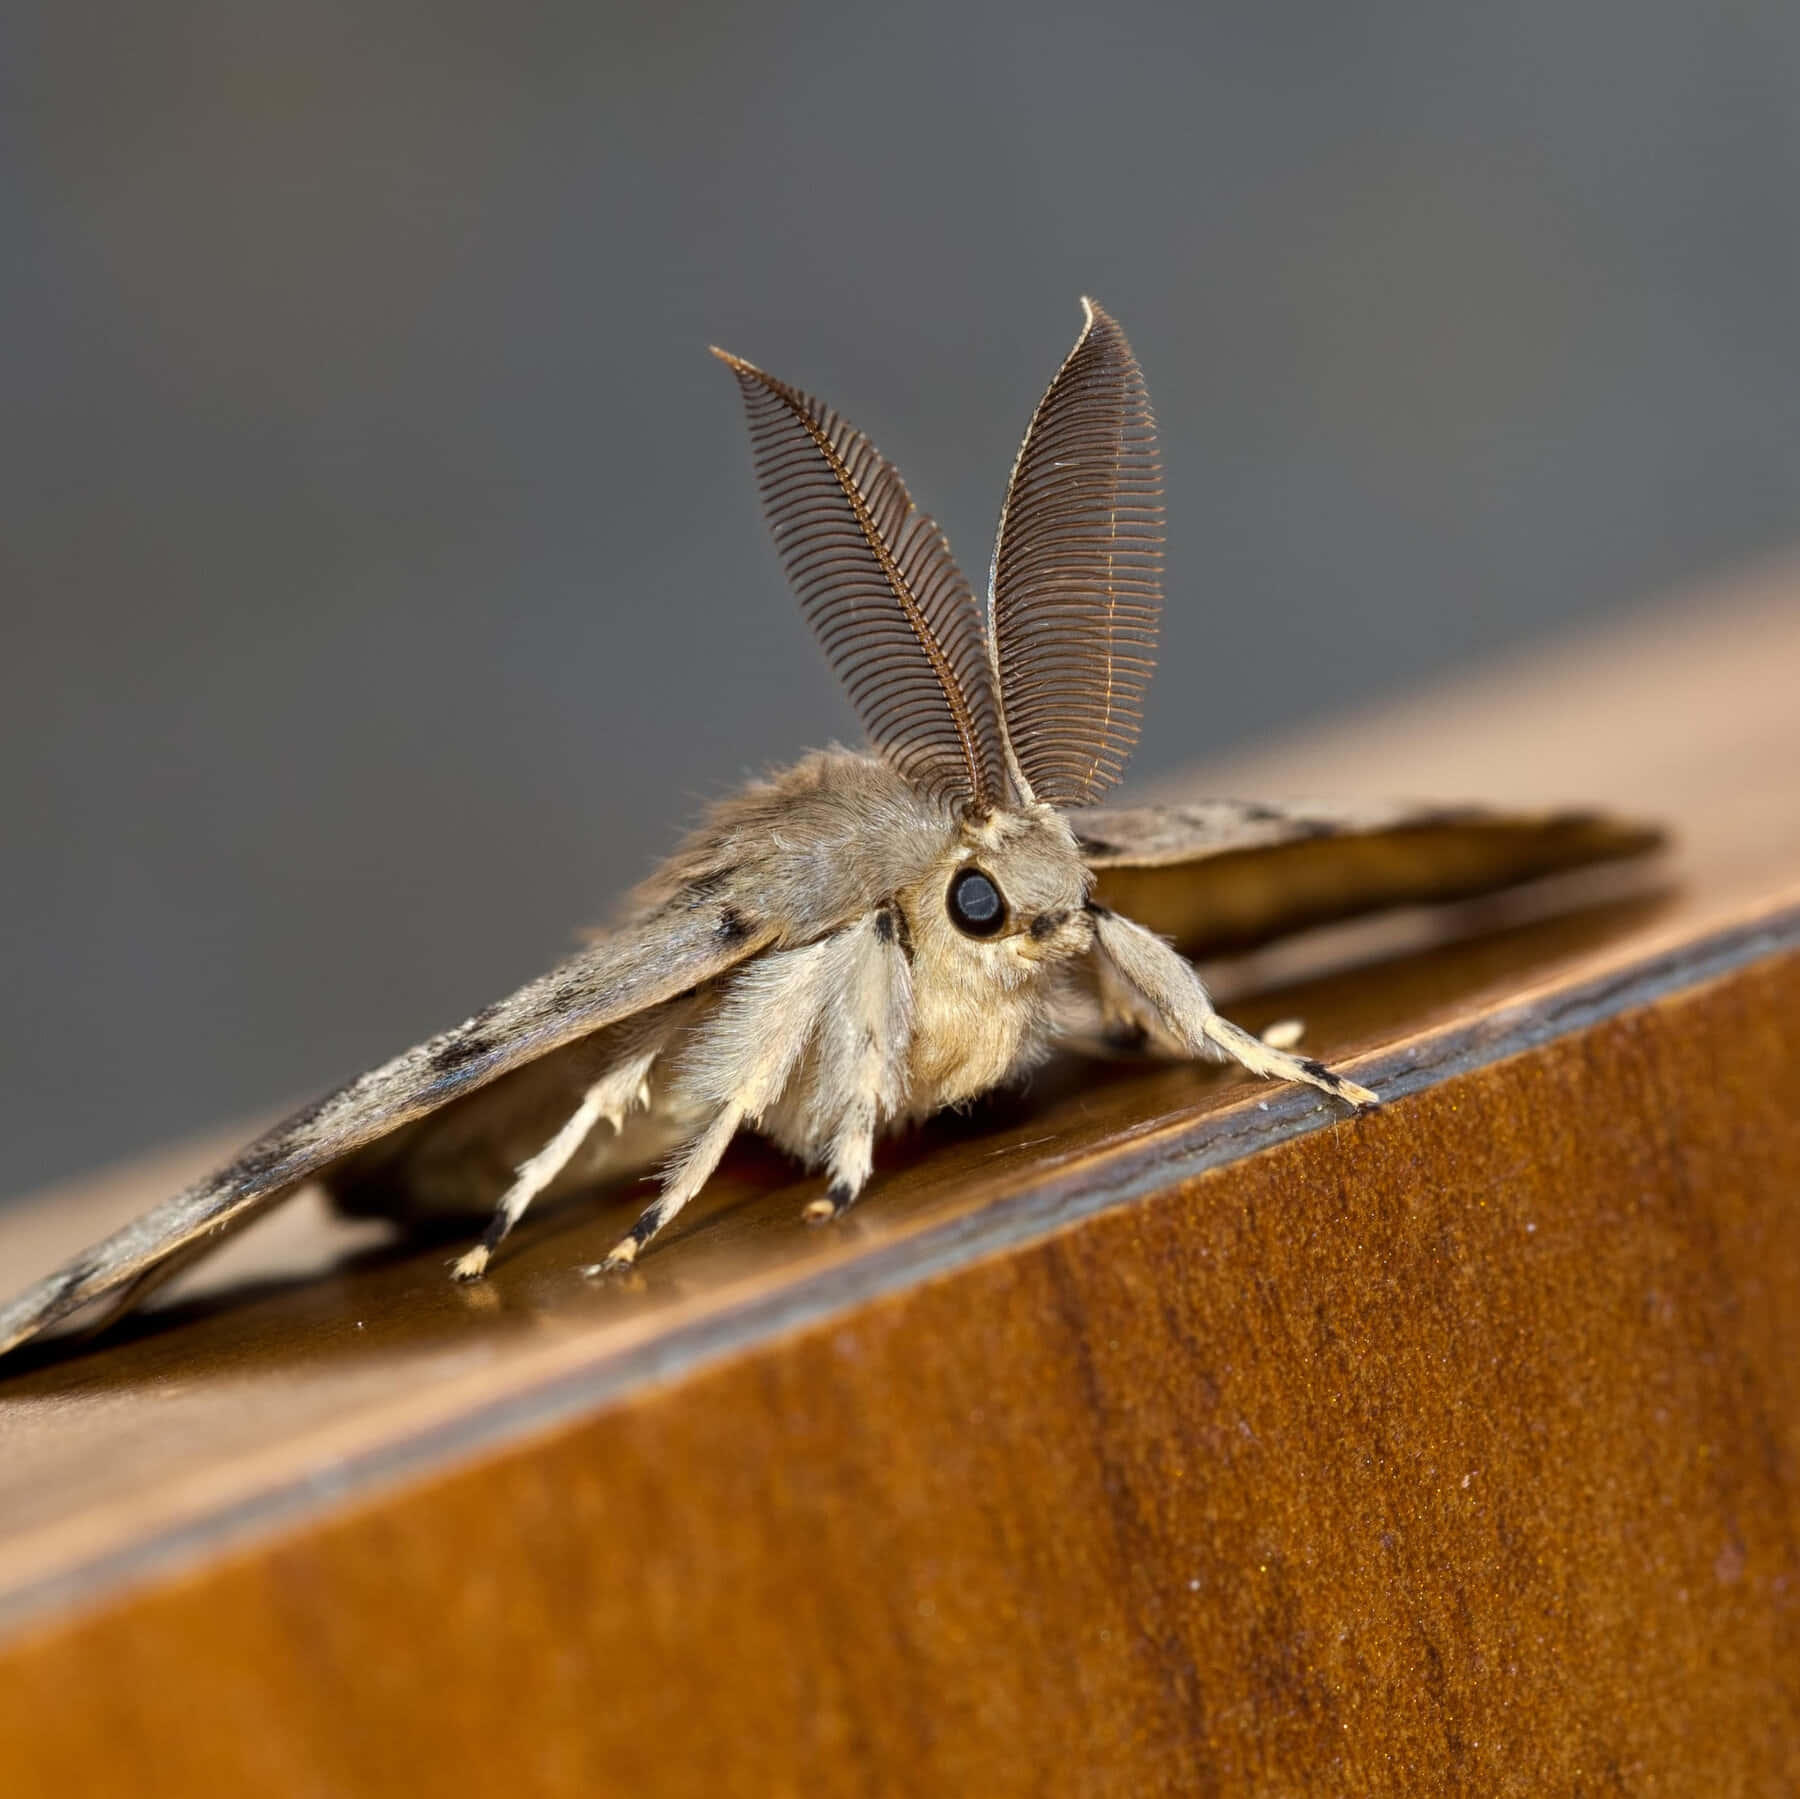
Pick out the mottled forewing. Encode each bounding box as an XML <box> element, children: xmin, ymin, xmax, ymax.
<box><xmin>0</xmin><ymin>905</ymin><xmax>776</xmax><ymax>1355</ymax></box>
<box><xmin>1078</xmin><ymin>799</ymin><xmax>1665</xmax><ymax>958</ymax></box>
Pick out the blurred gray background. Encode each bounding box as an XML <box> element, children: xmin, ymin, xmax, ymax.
<box><xmin>5</xmin><ymin>0</ymin><xmax>1800</xmax><ymax>1201</ymax></box>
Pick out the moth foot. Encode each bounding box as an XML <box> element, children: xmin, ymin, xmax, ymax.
<box><xmin>449</xmin><ymin>1245</ymin><xmax>490</xmax><ymax>1283</ymax></box>
<box><xmin>1260</xmin><ymin>1017</ymin><xmax>1305</xmax><ymax>1051</ymax></box>
<box><xmin>1297</xmin><ymin>1057</ymin><xmax>1378</xmax><ymax>1112</ymax></box>
<box><xmin>803</xmin><ymin>1182</ymin><xmax>856</xmax><ymax>1226</ymax></box>
<box><xmin>585</xmin><ymin>1236</ymin><xmax>640</xmax><ymax>1277</ymax></box>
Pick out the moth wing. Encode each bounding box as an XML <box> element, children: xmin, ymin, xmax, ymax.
<box><xmin>1078</xmin><ymin>799</ymin><xmax>1665</xmax><ymax>958</ymax></box>
<box><xmin>0</xmin><ymin>905</ymin><xmax>775</xmax><ymax>1356</ymax></box>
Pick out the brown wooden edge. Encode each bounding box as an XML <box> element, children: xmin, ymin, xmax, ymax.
<box><xmin>4</xmin><ymin>896</ymin><xmax>1794</xmax><ymax>1645</ymax></box>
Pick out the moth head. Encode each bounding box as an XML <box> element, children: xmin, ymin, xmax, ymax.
<box><xmin>715</xmin><ymin>299</ymin><xmax>1163</xmax><ymax>824</ymax></box>
<box><xmin>902</xmin><ymin>803</ymin><xmax>1094</xmax><ymax>983</ymax></box>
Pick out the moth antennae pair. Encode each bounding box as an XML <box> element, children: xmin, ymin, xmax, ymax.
<box><xmin>713</xmin><ymin>299</ymin><xmax>1162</xmax><ymax>815</ymax></box>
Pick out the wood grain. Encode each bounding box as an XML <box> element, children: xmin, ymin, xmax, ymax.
<box><xmin>2</xmin><ymin>559</ymin><xmax>1799</xmax><ymax>1795</ymax></box>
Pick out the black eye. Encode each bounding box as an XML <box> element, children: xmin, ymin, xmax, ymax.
<box><xmin>947</xmin><ymin>866</ymin><xmax>1007</xmax><ymax>937</ymax></box>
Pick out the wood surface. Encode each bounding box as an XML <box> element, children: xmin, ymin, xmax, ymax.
<box><xmin>1</xmin><ymin>560</ymin><xmax>1798</xmax><ymax>1795</ymax></box>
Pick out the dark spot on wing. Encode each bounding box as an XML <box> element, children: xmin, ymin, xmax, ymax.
<box><xmin>429</xmin><ymin>1031</ymin><xmax>491</xmax><ymax>1076</ymax></box>
<box><xmin>53</xmin><ymin>1250</ymin><xmax>106</xmax><ymax>1306</ymax></box>
<box><xmin>550</xmin><ymin>967</ymin><xmax>602</xmax><ymax>1006</ymax></box>
<box><xmin>717</xmin><ymin>906</ymin><xmax>755</xmax><ymax>945</ymax></box>
<box><xmin>1238</xmin><ymin>803</ymin><xmax>1284</xmax><ymax>824</ymax></box>
<box><xmin>1030</xmin><ymin>910</ymin><xmax>1070</xmax><ymax>940</ymax></box>
<box><xmin>1084</xmin><ymin>901</ymin><xmax>1114</xmax><ymax>919</ymax></box>
<box><xmin>1075</xmin><ymin>834</ymin><xmax>1118</xmax><ymax>857</ymax></box>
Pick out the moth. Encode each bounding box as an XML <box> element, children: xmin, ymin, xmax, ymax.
<box><xmin>0</xmin><ymin>300</ymin><xmax>1658</xmax><ymax>1357</ymax></box>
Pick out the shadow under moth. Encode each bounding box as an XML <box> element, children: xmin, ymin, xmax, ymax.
<box><xmin>0</xmin><ymin>300</ymin><xmax>1660</xmax><ymax>1357</ymax></box>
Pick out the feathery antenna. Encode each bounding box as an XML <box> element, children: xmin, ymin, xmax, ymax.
<box><xmin>714</xmin><ymin>348</ymin><xmax>1005</xmax><ymax>814</ymax></box>
<box><xmin>987</xmin><ymin>300</ymin><xmax>1163</xmax><ymax>807</ymax></box>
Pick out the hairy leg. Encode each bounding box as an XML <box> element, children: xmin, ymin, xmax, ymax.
<box><xmin>802</xmin><ymin>905</ymin><xmax>914</xmax><ymax>1224</ymax></box>
<box><xmin>450</xmin><ymin>1004</ymin><xmax>686</xmax><ymax>1280</ymax></box>
<box><xmin>587</xmin><ymin>1102</ymin><xmax>745</xmax><ymax>1274</ymax></box>
<box><xmin>1090</xmin><ymin>906</ymin><xmax>1377</xmax><ymax>1111</ymax></box>
<box><xmin>589</xmin><ymin>936</ymin><xmax>843</xmax><ymax>1272</ymax></box>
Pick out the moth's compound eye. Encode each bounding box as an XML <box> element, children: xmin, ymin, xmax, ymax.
<box><xmin>947</xmin><ymin>866</ymin><xmax>1007</xmax><ymax>938</ymax></box>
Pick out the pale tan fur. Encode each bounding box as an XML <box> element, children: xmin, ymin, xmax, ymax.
<box><xmin>571</xmin><ymin>756</ymin><xmax>1116</xmax><ymax>1267</ymax></box>
<box><xmin>498</xmin><ymin>751</ymin><xmax>1369</xmax><ymax>1272</ymax></box>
